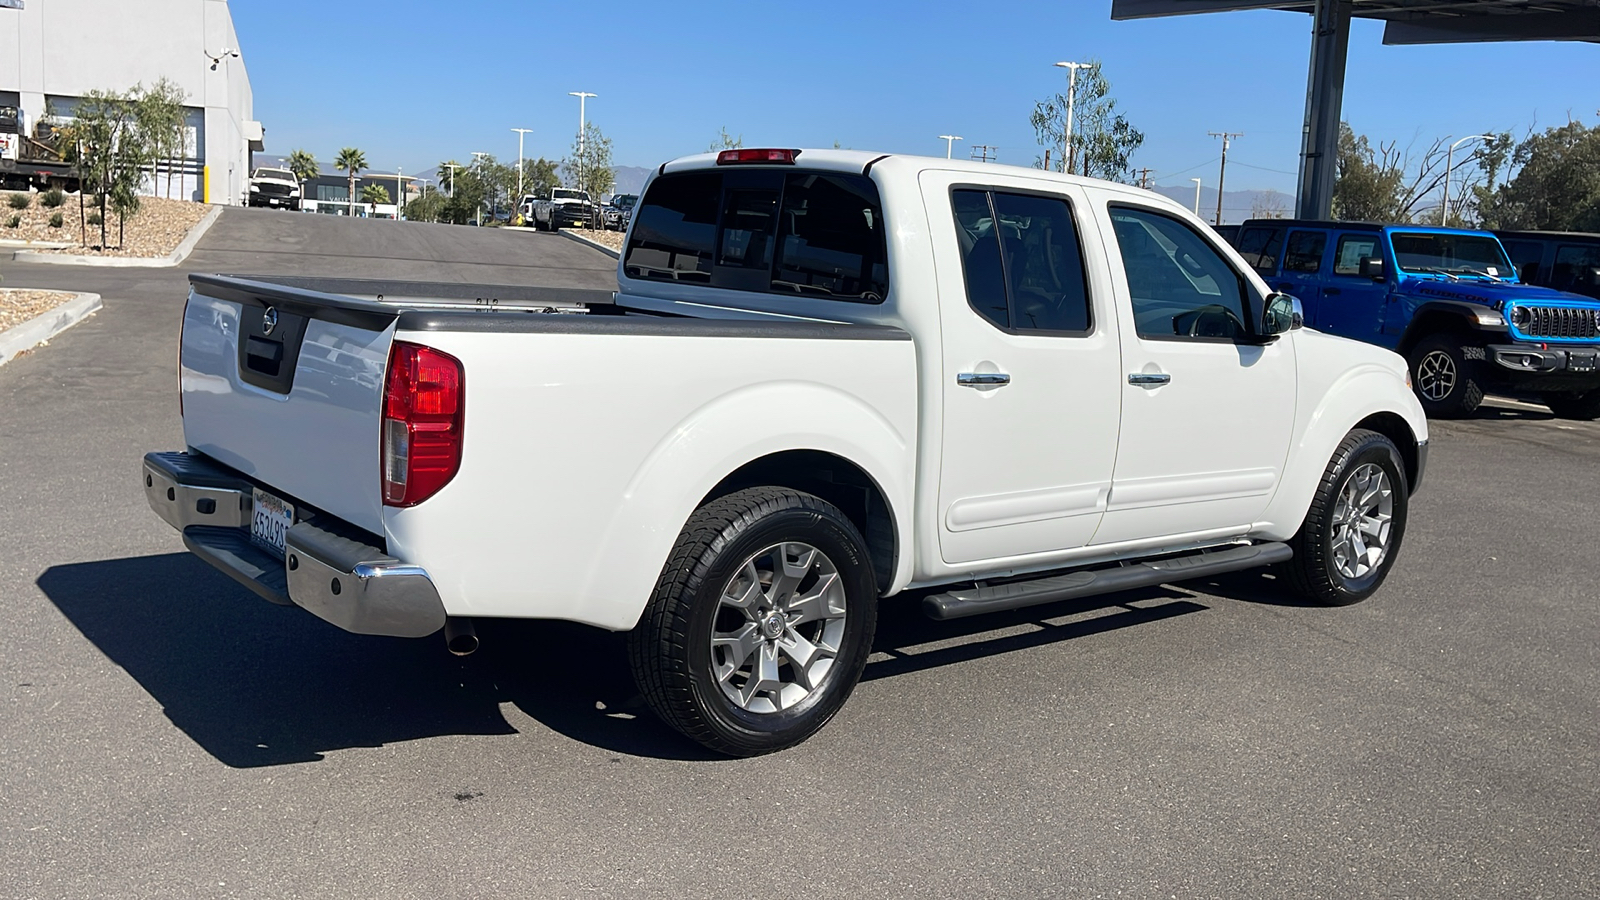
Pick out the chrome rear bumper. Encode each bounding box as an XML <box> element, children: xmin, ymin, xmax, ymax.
<box><xmin>142</xmin><ymin>452</ymin><xmax>446</xmax><ymax>638</ymax></box>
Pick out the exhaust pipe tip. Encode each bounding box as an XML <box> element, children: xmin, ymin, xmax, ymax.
<box><xmin>444</xmin><ymin>617</ymin><xmax>478</xmax><ymax>656</ymax></box>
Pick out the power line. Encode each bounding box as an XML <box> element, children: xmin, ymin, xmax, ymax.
<box><xmin>970</xmin><ymin>144</ymin><xmax>998</xmax><ymax>163</ymax></box>
<box><xmin>1155</xmin><ymin>156</ymin><xmax>1221</xmax><ymax>179</ymax></box>
<box><xmin>1230</xmin><ymin>159</ymin><xmax>1298</xmax><ymax>176</ymax></box>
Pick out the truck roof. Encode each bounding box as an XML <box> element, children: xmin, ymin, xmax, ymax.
<box><xmin>656</xmin><ymin>148</ymin><xmax>1198</xmax><ymax>219</ymax></box>
<box><xmin>1238</xmin><ymin>218</ymin><xmax>1500</xmax><ymax>237</ymax></box>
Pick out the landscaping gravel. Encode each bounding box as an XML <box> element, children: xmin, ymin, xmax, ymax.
<box><xmin>0</xmin><ymin>288</ymin><xmax>78</xmax><ymax>331</ymax></box>
<box><xmin>2</xmin><ymin>192</ymin><xmax>209</xmax><ymax>258</ymax></box>
<box><xmin>564</xmin><ymin>226</ymin><xmax>625</xmax><ymax>251</ymax></box>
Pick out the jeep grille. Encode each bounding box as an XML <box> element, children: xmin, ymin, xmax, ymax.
<box><xmin>1514</xmin><ymin>306</ymin><xmax>1600</xmax><ymax>340</ymax></box>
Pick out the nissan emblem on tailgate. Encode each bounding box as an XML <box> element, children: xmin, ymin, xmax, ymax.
<box><xmin>261</xmin><ymin>306</ymin><xmax>278</xmax><ymax>337</ymax></box>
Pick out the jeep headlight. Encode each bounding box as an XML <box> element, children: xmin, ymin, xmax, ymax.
<box><xmin>1510</xmin><ymin>306</ymin><xmax>1531</xmax><ymax>328</ymax></box>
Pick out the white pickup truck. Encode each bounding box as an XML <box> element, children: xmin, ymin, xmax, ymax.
<box><xmin>145</xmin><ymin>148</ymin><xmax>1428</xmax><ymax>755</ymax></box>
<box><xmin>531</xmin><ymin>187</ymin><xmax>594</xmax><ymax>231</ymax></box>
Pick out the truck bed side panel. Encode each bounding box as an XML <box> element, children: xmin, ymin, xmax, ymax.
<box><xmin>381</xmin><ymin>327</ymin><xmax>918</xmax><ymax>631</ymax></box>
<box><xmin>180</xmin><ymin>291</ymin><xmax>392</xmax><ymax>535</ymax></box>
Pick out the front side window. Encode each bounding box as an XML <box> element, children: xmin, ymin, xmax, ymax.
<box><xmin>1390</xmin><ymin>232</ymin><xmax>1513</xmax><ymax>279</ymax></box>
<box><xmin>1284</xmin><ymin>230</ymin><xmax>1327</xmax><ymax>273</ymax></box>
<box><xmin>1109</xmin><ymin>206</ymin><xmax>1249</xmax><ymax>341</ymax></box>
<box><xmin>952</xmin><ymin>189</ymin><xmax>1091</xmax><ymax>334</ymax></box>
<box><xmin>1503</xmin><ymin>240</ymin><xmax>1544</xmax><ymax>283</ymax></box>
<box><xmin>1333</xmin><ymin>235</ymin><xmax>1378</xmax><ymax>276</ymax></box>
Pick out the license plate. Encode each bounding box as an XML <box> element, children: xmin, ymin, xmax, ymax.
<box><xmin>251</xmin><ymin>487</ymin><xmax>294</xmax><ymax>555</ymax></box>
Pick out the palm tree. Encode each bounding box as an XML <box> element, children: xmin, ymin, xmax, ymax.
<box><xmin>359</xmin><ymin>183</ymin><xmax>390</xmax><ymax>218</ymax></box>
<box><xmin>436</xmin><ymin>160</ymin><xmax>461</xmax><ymax>197</ymax></box>
<box><xmin>286</xmin><ymin>149</ymin><xmax>318</xmax><ymax>205</ymax></box>
<box><xmin>335</xmin><ymin>147</ymin><xmax>367</xmax><ymax>217</ymax></box>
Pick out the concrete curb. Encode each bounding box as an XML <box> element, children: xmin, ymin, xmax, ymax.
<box><xmin>0</xmin><ymin>291</ymin><xmax>103</xmax><ymax>367</ymax></box>
<box><xmin>0</xmin><ymin>238</ymin><xmax>74</xmax><ymax>250</ymax></box>
<box><xmin>10</xmin><ymin>205</ymin><xmax>224</xmax><ymax>267</ymax></box>
<box><xmin>557</xmin><ymin>228</ymin><xmax>620</xmax><ymax>259</ymax></box>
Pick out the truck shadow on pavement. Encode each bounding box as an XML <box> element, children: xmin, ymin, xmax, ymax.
<box><xmin>40</xmin><ymin>554</ymin><xmax>1219</xmax><ymax>766</ymax></box>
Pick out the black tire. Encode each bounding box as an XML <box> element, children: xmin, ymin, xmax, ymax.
<box><xmin>1543</xmin><ymin>389</ymin><xmax>1600</xmax><ymax>421</ymax></box>
<box><xmin>1282</xmin><ymin>429</ymin><xmax>1410</xmax><ymax>606</ymax></box>
<box><xmin>1407</xmin><ymin>335</ymin><xmax>1485</xmax><ymax>417</ymax></box>
<box><xmin>628</xmin><ymin>487</ymin><xmax>879</xmax><ymax>756</ymax></box>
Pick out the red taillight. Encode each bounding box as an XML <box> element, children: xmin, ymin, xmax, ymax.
<box><xmin>716</xmin><ymin>148</ymin><xmax>800</xmax><ymax>165</ymax></box>
<box><xmin>382</xmin><ymin>341</ymin><xmax>464</xmax><ymax>507</ymax></box>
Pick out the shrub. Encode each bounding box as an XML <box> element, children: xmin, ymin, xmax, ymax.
<box><xmin>48</xmin><ymin>211</ymin><xmax>64</xmax><ymax>228</ymax></box>
<box><xmin>41</xmin><ymin>187</ymin><xmax>65</xmax><ymax>208</ymax></box>
<box><xmin>6</xmin><ymin>193</ymin><xmax>29</xmax><ymax>210</ymax></box>
<box><xmin>86</xmin><ymin>211</ymin><xmax>103</xmax><ymax>226</ymax></box>
<box><xmin>5</xmin><ymin>213</ymin><xmax>19</xmax><ymax>228</ymax></box>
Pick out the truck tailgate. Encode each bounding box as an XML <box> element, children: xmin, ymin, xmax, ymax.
<box><xmin>180</xmin><ymin>279</ymin><xmax>395</xmax><ymax>535</ymax></box>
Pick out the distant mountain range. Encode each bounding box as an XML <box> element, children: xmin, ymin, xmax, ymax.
<box><xmin>1150</xmin><ymin>185</ymin><xmax>1295</xmax><ymax>225</ymax></box>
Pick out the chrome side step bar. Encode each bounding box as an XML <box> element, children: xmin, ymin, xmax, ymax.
<box><xmin>922</xmin><ymin>542</ymin><xmax>1293</xmax><ymax>620</ymax></box>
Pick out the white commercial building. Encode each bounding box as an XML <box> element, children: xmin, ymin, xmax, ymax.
<box><xmin>0</xmin><ymin>0</ymin><xmax>261</xmax><ymax>205</ymax></box>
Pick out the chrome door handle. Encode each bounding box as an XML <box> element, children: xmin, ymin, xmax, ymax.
<box><xmin>1128</xmin><ymin>373</ymin><xmax>1171</xmax><ymax>386</ymax></box>
<box><xmin>957</xmin><ymin>372</ymin><xmax>1010</xmax><ymax>387</ymax></box>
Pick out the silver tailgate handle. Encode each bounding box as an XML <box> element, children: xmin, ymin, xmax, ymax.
<box><xmin>957</xmin><ymin>372</ymin><xmax>1010</xmax><ymax>388</ymax></box>
<box><xmin>1128</xmin><ymin>373</ymin><xmax>1171</xmax><ymax>386</ymax></box>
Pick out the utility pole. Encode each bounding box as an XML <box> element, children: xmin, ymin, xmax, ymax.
<box><xmin>395</xmin><ymin>165</ymin><xmax>402</xmax><ymax>220</ymax></box>
<box><xmin>1191</xmin><ymin>177</ymin><xmax>1203</xmax><ymax>215</ymax></box>
<box><xmin>1208</xmin><ymin>131</ymin><xmax>1243</xmax><ymax>226</ymax></box>
<box><xmin>511</xmin><ymin>127</ymin><xmax>533</xmax><ymax>201</ymax></box>
<box><xmin>1053</xmin><ymin>61</ymin><xmax>1095</xmax><ymax>174</ymax></box>
<box><xmin>1136</xmin><ymin>167</ymin><xmax>1154</xmax><ymax>190</ymax></box>
<box><xmin>938</xmin><ymin>134</ymin><xmax>962</xmax><ymax>159</ymax></box>
<box><xmin>970</xmin><ymin>145</ymin><xmax>997</xmax><ymax>163</ymax></box>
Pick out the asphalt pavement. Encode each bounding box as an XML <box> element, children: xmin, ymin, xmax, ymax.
<box><xmin>1</xmin><ymin>209</ymin><xmax>1595</xmax><ymax>898</ymax></box>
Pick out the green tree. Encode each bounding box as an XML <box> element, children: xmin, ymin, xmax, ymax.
<box><xmin>517</xmin><ymin>158</ymin><xmax>560</xmax><ymax>201</ymax></box>
<box><xmin>709</xmin><ymin>127</ymin><xmax>743</xmax><ymax>151</ymax></box>
<box><xmin>133</xmin><ymin>78</ymin><xmax>187</xmax><ymax>199</ymax></box>
<box><xmin>563</xmin><ymin>123</ymin><xmax>614</xmax><ymax>225</ymax></box>
<box><xmin>404</xmin><ymin>187</ymin><xmax>444</xmax><ymax>223</ymax></box>
<box><xmin>436</xmin><ymin>160</ymin><xmax>463</xmax><ymax>197</ymax></box>
<box><xmin>335</xmin><ymin>147</ymin><xmax>367</xmax><ymax>217</ymax></box>
<box><xmin>1475</xmin><ymin>121</ymin><xmax>1600</xmax><ymax>231</ymax></box>
<box><xmin>286</xmin><ymin>148</ymin><xmax>319</xmax><ymax>201</ymax></box>
<box><xmin>360</xmin><ymin>182</ymin><xmax>390</xmax><ymax>216</ymax></box>
<box><xmin>1330</xmin><ymin>123</ymin><xmax>1480</xmax><ymax>224</ymax></box>
<box><xmin>64</xmin><ymin>88</ymin><xmax>150</xmax><ymax>248</ymax></box>
<box><xmin>1030</xmin><ymin>61</ymin><xmax>1144</xmax><ymax>181</ymax></box>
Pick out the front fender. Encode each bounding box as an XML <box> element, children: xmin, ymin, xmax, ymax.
<box><xmin>1257</xmin><ymin>336</ymin><xmax>1428</xmax><ymax>540</ymax></box>
<box><xmin>581</xmin><ymin>380</ymin><xmax>917</xmax><ymax>631</ymax></box>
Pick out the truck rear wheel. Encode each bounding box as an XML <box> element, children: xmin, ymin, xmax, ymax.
<box><xmin>1543</xmin><ymin>389</ymin><xmax>1600</xmax><ymax>421</ymax></box>
<box><xmin>628</xmin><ymin>487</ymin><xmax>878</xmax><ymax>756</ymax></box>
<box><xmin>1282</xmin><ymin>429</ymin><xmax>1409</xmax><ymax>606</ymax></box>
<box><xmin>1408</xmin><ymin>335</ymin><xmax>1484</xmax><ymax>418</ymax></box>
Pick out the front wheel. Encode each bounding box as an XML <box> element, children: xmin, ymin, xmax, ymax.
<box><xmin>1544</xmin><ymin>389</ymin><xmax>1600</xmax><ymax>421</ymax></box>
<box><xmin>1282</xmin><ymin>429</ymin><xmax>1410</xmax><ymax>606</ymax></box>
<box><xmin>1407</xmin><ymin>335</ymin><xmax>1484</xmax><ymax>418</ymax></box>
<box><xmin>628</xmin><ymin>487</ymin><xmax>878</xmax><ymax>756</ymax></box>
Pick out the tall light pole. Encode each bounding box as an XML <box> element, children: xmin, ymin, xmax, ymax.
<box><xmin>511</xmin><ymin>127</ymin><xmax>533</xmax><ymax>200</ymax></box>
<box><xmin>443</xmin><ymin>163</ymin><xmax>458</xmax><ymax>198</ymax></box>
<box><xmin>470</xmin><ymin>152</ymin><xmax>488</xmax><ymax>225</ymax></box>
<box><xmin>569</xmin><ymin>91</ymin><xmax>596</xmax><ymax>189</ymax></box>
<box><xmin>939</xmin><ymin>134</ymin><xmax>962</xmax><ymax>159</ymax></box>
<box><xmin>1052</xmin><ymin>61</ymin><xmax>1094</xmax><ymax>175</ymax></box>
<box><xmin>1442</xmin><ymin>134</ymin><xmax>1492</xmax><ymax>226</ymax></box>
<box><xmin>1191</xmin><ymin>177</ymin><xmax>1203</xmax><ymax>216</ymax></box>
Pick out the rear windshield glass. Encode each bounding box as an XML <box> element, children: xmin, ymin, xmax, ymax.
<box><xmin>553</xmin><ymin>189</ymin><xmax>587</xmax><ymax>201</ymax></box>
<box><xmin>625</xmin><ymin>169</ymin><xmax>888</xmax><ymax>303</ymax></box>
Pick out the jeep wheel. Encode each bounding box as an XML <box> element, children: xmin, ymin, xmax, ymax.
<box><xmin>1282</xmin><ymin>429</ymin><xmax>1409</xmax><ymax>606</ymax></box>
<box><xmin>1544</xmin><ymin>388</ymin><xmax>1600</xmax><ymax>421</ymax></box>
<box><xmin>1408</xmin><ymin>335</ymin><xmax>1484</xmax><ymax>417</ymax></box>
<box><xmin>628</xmin><ymin>487</ymin><xmax>878</xmax><ymax>757</ymax></box>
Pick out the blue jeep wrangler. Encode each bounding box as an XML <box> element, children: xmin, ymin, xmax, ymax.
<box><xmin>1234</xmin><ymin>219</ymin><xmax>1600</xmax><ymax>419</ymax></box>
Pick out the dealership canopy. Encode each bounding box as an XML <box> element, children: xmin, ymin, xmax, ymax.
<box><xmin>1110</xmin><ymin>1</ymin><xmax>1600</xmax><ymax>218</ymax></box>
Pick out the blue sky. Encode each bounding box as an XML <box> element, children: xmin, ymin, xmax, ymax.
<box><xmin>233</xmin><ymin>0</ymin><xmax>1599</xmax><ymax>195</ymax></box>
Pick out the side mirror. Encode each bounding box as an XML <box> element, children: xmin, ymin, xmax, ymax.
<box><xmin>1358</xmin><ymin>256</ymin><xmax>1386</xmax><ymax>281</ymax></box>
<box><xmin>1262</xmin><ymin>292</ymin><xmax>1304</xmax><ymax>335</ymax></box>
<box><xmin>1588</xmin><ymin>266</ymin><xmax>1600</xmax><ymax>288</ymax></box>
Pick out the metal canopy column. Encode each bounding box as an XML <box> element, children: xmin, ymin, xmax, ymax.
<box><xmin>1296</xmin><ymin>0</ymin><xmax>1352</xmax><ymax>220</ymax></box>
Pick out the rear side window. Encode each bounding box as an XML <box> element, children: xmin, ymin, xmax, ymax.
<box><xmin>952</xmin><ymin>189</ymin><xmax>1092</xmax><ymax>334</ymax></box>
<box><xmin>1333</xmin><ymin>235</ymin><xmax>1378</xmax><ymax>276</ymax></box>
<box><xmin>1553</xmin><ymin>244</ymin><xmax>1600</xmax><ymax>293</ymax></box>
<box><xmin>1235</xmin><ymin>227</ymin><xmax>1283</xmax><ymax>275</ymax></box>
<box><xmin>1284</xmin><ymin>230</ymin><xmax>1327</xmax><ymax>273</ymax></box>
<box><xmin>624</xmin><ymin>170</ymin><xmax>888</xmax><ymax>303</ymax></box>
<box><xmin>1503</xmin><ymin>240</ymin><xmax>1544</xmax><ymax>283</ymax></box>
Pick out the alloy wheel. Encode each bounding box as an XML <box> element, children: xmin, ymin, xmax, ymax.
<box><xmin>710</xmin><ymin>542</ymin><xmax>847</xmax><ymax>714</ymax></box>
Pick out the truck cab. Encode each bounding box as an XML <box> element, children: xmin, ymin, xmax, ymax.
<box><xmin>1235</xmin><ymin>219</ymin><xmax>1600</xmax><ymax>419</ymax></box>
